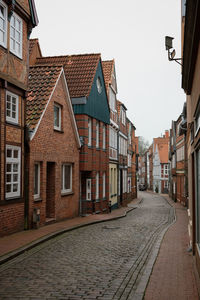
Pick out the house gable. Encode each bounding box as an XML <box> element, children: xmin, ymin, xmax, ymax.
<box><xmin>73</xmin><ymin>60</ymin><xmax>110</xmax><ymax>124</ymax></box>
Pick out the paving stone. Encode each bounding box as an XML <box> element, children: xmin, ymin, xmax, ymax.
<box><xmin>0</xmin><ymin>193</ymin><xmax>174</xmax><ymax>299</ymax></box>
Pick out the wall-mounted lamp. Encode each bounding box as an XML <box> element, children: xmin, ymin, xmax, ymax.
<box><xmin>165</xmin><ymin>36</ymin><xmax>182</xmax><ymax>66</ymax></box>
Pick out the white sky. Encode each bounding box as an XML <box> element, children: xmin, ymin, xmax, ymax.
<box><xmin>32</xmin><ymin>0</ymin><xmax>185</xmax><ymax>144</ymax></box>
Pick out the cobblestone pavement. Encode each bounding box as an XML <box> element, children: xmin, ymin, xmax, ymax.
<box><xmin>0</xmin><ymin>193</ymin><xmax>174</xmax><ymax>300</ymax></box>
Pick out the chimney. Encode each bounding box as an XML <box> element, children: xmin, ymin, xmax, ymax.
<box><xmin>165</xmin><ymin>130</ymin><xmax>169</xmax><ymax>138</ymax></box>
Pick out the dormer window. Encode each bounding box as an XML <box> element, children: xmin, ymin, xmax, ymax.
<box><xmin>0</xmin><ymin>0</ymin><xmax>7</xmax><ymax>48</ymax></box>
<box><xmin>96</xmin><ymin>77</ymin><xmax>102</xmax><ymax>94</ymax></box>
<box><xmin>10</xmin><ymin>12</ymin><xmax>23</xmax><ymax>59</ymax></box>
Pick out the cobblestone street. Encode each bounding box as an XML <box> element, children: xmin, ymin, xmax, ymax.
<box><xmin>0</xmin><ymin>193</ymin><xmax>174</xmax><ymax>300</ymax></box>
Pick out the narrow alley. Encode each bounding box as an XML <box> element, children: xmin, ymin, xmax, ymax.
<box><xmin>0</xmin><ymin>192</ymin><xmax>191</xmax><ymax>300</ymax></box>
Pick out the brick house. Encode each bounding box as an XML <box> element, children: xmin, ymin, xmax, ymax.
<box><xmin>35</xmin><ymin>54</ymin><xmax>110</xmax><ymax>215</ymax></box>
<box><xmin>181</xmin><ymin>0</ymin><xmax>200</xmax><ymax>275</ymax></box>
<box><xmin>153</xmin><ymin>132</ymin><xmax>169</xmax><ymax>193</ymax></box>
<box><xmin>117</xmin><ymin>100</ymin><xmax>128</xmax><ymax>206</ymax></box>
<box><xmin>0</xmin><ymin>0</ymin><xmax>38</xmax><ymax>236</ymax></box>
<box><xmin>175</xmin><ymin>114</ymin><xmax>187</xmax><ymax>206</ymax></box>
<box><xmin>102</xmin><ymin>60</ymin><xmax>119</xmax><ymax>210</ymax></box>
<box><xmin>127</xmin><ymin>118</ymin><xmax>137</xmax><ymax>200</ymax></box>
<box><xmin>26</xmin><ymin>64</ymin><xmax>81</xmax><ymax>228</ymax></box>
<box><xmin>169</xmin><ymin>121</ymin><xmax>177</xmax><ymax>201</ymax></box>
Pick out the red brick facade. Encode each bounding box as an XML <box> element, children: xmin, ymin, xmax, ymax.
<box><xmin>77</xmin><ymin>115</ymin><xmax>109</xmax><ymax>214</ymax></box>
<box><xmin>0</xmin><ymin>1</ymin><xmax>37</xmax><ymax>236</ymax></box>
<box><xmin>27</xmin><ymin>71</ymin><xmax>80</xmax><ymax>228</ymax></box>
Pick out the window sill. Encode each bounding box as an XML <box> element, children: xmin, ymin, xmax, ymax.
<box><xmin>34</xmin><ymin>197</ymin><xmax>42</xmax><ymax>202</ymax></box>
<box><xmin>1</xmin><ymin>197</ymin><xmax>23</xmax><ymax>205</ymax></box>
<box><xmin>54</xmin><ymin>128</ymin><xmax>64</xmax><ymax>133</ymax></box>
<box><xmin>10</xmin><ymin>50</ymin><xmax>22</xmax><ymax>61</ymax></box>
<box><xmin>61</xmin><ymin>191</ymin><xmax>74</xmax><ymax>197</ymax></box>
<box><xmin>6</xmin><ymin>121</ymin><xmax>20</xmax><ymax>127</ymax></box>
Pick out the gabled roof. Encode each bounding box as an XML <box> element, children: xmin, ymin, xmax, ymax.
<box><xmin>158</xmin><ymin>143</ymin><xmax>169</xmax><ymax>164</ymax></box>
<box><xmin>102</xmin><ymin>60</ymin><xmax>114</xmax><ymax>92</ymax></box>
<box><xmin>26</xmin><ymin>64</ymin><xmax>63</xmax><ymax>131</ymax></box>
<box><xmin>29</xmin><ymin>38</ymin><xmax>42</xmax><ymax>57</ymax></box>
<box><xmin>35</xmin><ymin>53</ymin><xmax>101</xmax><ymax>98</ymax></box>
<box><xmin>153</xmin><ymin>136</ymin><xmax>169</xmax><ymax>164</ymax></box>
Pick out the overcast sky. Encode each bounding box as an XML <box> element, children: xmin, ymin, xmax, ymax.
<box><xmin>32</xmin><ymin>0</ymin><xmax>185</xmax><ymax>144</ymax></box>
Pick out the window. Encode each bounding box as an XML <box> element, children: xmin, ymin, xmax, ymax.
<box><xmin>96</xmin><ymin>172</ymin><xmax>99</xmax><ymax>200</ymax></box>
<box><xmin>88</xmin><ymin>118</ymin><xmax>92</xmax><ymax>146</ymax></box>
<box><xmin>109</xmin><ymin>88</ymin><xmax>116</xmax><ymax>111</ymax></box>
<box><xmin>164</xmin><ymin>164</ymin><xmax>169</xmax><ymax>175</ymax></box>
<box><xmin>195</xmin><ymin>110</ymin><xmax>200</xmax><ymax>136</ymax></box>
<box><xmin>10</xmin><ymin>12</ymin><xmax>22</xmax><ymax>58</ymax></box>
<box><xmin>102</xmin><ymin>124</ymin><xmax>106</xmax><ymax>149</ymax></box>
<box><xmin>121</xmin><ymin>108</ymin><xmax>126</xmax><ymax>125</ymax></box>
<box><xmin>6</xmin><ymin>91</ymin><xmax>19</xmax><ymax>124</ymax></box>
<box><xmin>86</xmin><ymin>179</ymin><xmax>91</xmax><ymax>200</ymax></box>
<box><xmin>119</xmin><ymin>136</ymin><xmax>127</xmax><ymax>155</ymax></box>
<box><xmin>96</xmin><ymin>121</ymin><xmax>99</xmax><ymax>148</ymax></box>
<box><xmin>123</xmin><ymin>170</ymin><xmax>127</xmax><ymax>193</ymax></box>
<box><xmin>128</xmin><ymin>154</ymin><xmax>131</xmax><ymax>167</ymax></box>
<box><xmin>96</xmin><ymin>77</ymin><xmax>102</xmax><ymax>94</ymax></box>
<box><xmin>109</xmin><ymin>127</ymin><xmax>117</xmax><ymax>149</ymax></box>
<box><xmin>0</xmin><ymin>0</ymin><xmax>7</xmax><ymax>48</ymax></box>
<box><xmin>177</xmin><ymin>146</ymin><xmax>184</xmax><ymax>162</ymax></box>
<box><xmin>6</xmin><ymin>145</ymin><xmax>21</xmax><ymax>198</ymax></box>
<box><xmin>103</xmin><ymin>172</ymin><xmax>106</xmax><ymax>198</ymax></box>
<box><xmin>34</xmin><ymin>163</ymin><xmax>40</xmax><ymax>199</ymax></box>
<box><xmin>54</xmin><ymin>103</ymin><xmax>61</xmax><ymax>131</ymax></box>
<box><xmin>61</xmin><ymin>164</ymin><xmax>72</xmax><ymax>193</ymax></box>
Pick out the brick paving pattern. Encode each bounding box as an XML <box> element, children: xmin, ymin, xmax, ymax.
<box><xmin>0</xmin><ymin>193</ymin><xmax>174</xmax><ymax>300</ymax></box>
<box><xmin>144</xmin><ymin>196</ymin><xmax>200</xmax><ymax>300</ymax></box>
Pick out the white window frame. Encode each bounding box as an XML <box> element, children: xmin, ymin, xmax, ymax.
<box><xmin>61</xmin><ymin>164</ymin><xmax>72</xmax><ymax>193</ymax></box>
<box><xmin>164</xmin><ymin>164</ymin><xmax>169</xmax><ymax>175</ymax></box>
<box><xmin>6</xmin><ymin>91</ymin><xmax>19</xmax><ymax>124</ymax></box>
<box><xmin>6</xmin><ymin>145</ymin><xmax>21</xmax><ymax>198</ymax></box>
<box><xmin>86</xmin><ymin>178</ymin><xmax>91</xmax><ymax>200</ymax></box>
<box><xmin>109</xmin><ymin>87</ymin><xmax>116</xmax><ymax>111</ymax></box>
<box><xmin>34</xmin><ymin>163</ymin><xmax>40</xmax><ymax>199</ymax></box>
<box><xmin>195</xmin><ymin>110</ymin><xmax>200</xmax><ymax>136</ymax></box>
<box><xmin>96</xmin><ymin>172</ymin><xmax>99</xmax><ymax>200</ymax></box>
<box><xmin>10</xmin><ymin>12</ymin><xmax>23</xmax><ymax>59</ymax></box>
<box><xmin>121</xmin><ymin>109</ymin><xmax>126</xmax><ymax>125</ymax></box>
<box><xmin>103</xmin><ymin>172</ymin><xmax>106</xmax><ymax>198</ymax></box>
<box><xmin>103</xmin><ymin>124</ymin><xmax>106</xmax><ymax>149</ymax></box>
<box><xmin>88</xmin><ymin>118</ymin><xmax>92</xmax><ymax>146</ymax></box>
<box><xmin>54</xmin><ymin>103</ymin><xmax>61</xmax><ymax>131</ymax></box>
<box><xmin>96</xmin><ymin>121</ymin><xmax>99</xmax><ymax>148</ymax></box>
<box><xmin>0</xmin><ymin>0</ymin><xmax>7</xmax><ymax>48</ymax></box>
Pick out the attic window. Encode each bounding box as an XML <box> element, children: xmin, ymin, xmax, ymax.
<box><xmin>96</xmin><ymin>77</ymin><xmax>102</xmax><ymax>94</ymax></box>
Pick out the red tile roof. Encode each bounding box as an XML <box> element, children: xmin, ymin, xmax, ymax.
<box><xmin>29</xmin><ymin>38</ymin><xmax>42</xmax><ymax>57</ymax></box>
<box><xmin>102</xmin><ymin>60</ymin><xmax>114</xmax><ymax>92</ymax></box>
<box><xmin>35</xmin><ymin>54</ymin><xmax>101</xmax><ymax>98</ymax></box>
<box><xmin>26</xmin><ymin>64</ymin><xmax>62</xmax><ymax>131</ymax></box>
<box><xmin>154</xmin><ymin>136</ymin><xmax>169</xmax><ymax>164</ymax></box>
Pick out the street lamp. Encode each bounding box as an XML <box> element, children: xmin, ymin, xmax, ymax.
<box><xmin>165</xmin><ymin>36</ymin><xmax>182</xmax><ymax>66</ymax></box>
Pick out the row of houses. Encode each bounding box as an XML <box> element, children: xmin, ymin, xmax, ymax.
<box><xmin>138</xmin><ymin>0</ymin><xmax>200</xmax><ymax>280</ymax></box>
<box><xmin>0</xmin><ymin>0</ymin><xmax>138</xmax><ymax>237</ymax></box>
<box><xmin>138</xmin><ymin>131</ymin><xmax>169</xmax><ymax>194</ymax></box>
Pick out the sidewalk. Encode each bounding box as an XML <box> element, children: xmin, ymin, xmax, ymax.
<box><xmin>0</xmin><ymin>197</ymin><xmax>141</xmax><ymax>265</ymax></box>
<box><xmin>144</xmin><ymin>194</ymin><xmax>200</xmax><ymax>300</ymax></box>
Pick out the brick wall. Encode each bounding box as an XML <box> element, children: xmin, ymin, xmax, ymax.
<box><xmin>28</xmin><ymin>75</ymin><xmax>80</xmax><ymax>228</ymax></box>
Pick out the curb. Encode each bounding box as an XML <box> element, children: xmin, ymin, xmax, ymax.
<box><xmin>0</xmin><ymin>200</ymin><xmax>141</xmax><ymax>266</ymax></box>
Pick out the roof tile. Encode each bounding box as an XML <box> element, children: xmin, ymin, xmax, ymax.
<box><xmin>26</xmin><ymin>64</ymin><xmax>62</xmax><ymax>131</ymax></box>
<box><xmin>35</xmin><ymin>53</ymin><xmax>101</xmax><ymax>98</ymax></box>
